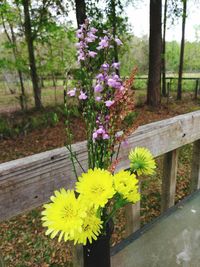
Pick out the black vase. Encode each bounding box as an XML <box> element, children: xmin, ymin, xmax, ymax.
<box><xmin>83</xmin><ymin>220</ymin><xmax>114</xmax><ymax>267</ymax></box>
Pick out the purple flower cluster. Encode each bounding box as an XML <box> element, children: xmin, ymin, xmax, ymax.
<box><xmin>70</xmin><ymin>20</ymin><xmax>124</xmax><ymax>143</ymax></box>
<box><xmin>67</xmin><ymin>87</ymin><xmax>88</xmax><ymax>100</ymax></box>
<box><xmin>92</xmin><ymin>126</ymin><xmax>109</xmax><ymax>140</ymax></box>
<box><xmin>76</xmin><ymin>23</ymin><xmax>98</xmax><ymax>62</ymax></box>
<box><xmin>93</xmin><ymin>62</ymin><xmax>124</xmax><ymax>106</ymax></box>
<box><xmin>92</xmin><ymin>114</ymin><xmax>110</xmax><ymax>141</ymax></box>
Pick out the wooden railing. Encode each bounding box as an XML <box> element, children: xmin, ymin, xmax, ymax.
<box><xmin>1</xmin><ymin>110</ymin><xmax>200</xmax><ymax>265</ymax></box>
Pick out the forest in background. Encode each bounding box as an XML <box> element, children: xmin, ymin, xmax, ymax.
<box><xmin>0</xmin><ymin>0</ymin><xmax>200</xmax><ymax>112</ymax></box>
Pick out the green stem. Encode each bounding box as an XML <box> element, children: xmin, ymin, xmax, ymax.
<box><xmin>66</xmin><ymin>145</ymin><xmax>86</xmax><ymax>173</ymax></box>
<box><xmin>66</xmin><ymin>144</ymin><xmax>78</xmax><ymax>180</ymax></box>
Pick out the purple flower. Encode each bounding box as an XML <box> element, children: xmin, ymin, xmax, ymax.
<box><xmin>98</xmin><ymin>36</ymin><xmax>109</xmax><ymax>49</ymax></box>
<box><xmin>107</xmin><ymin>78</ymin><xmax>116</xmax><ymax>88</ymax></box>
<box><xmin>88</xmin><ymin>51</ymin><xmax>97</xmax><ymax>58</ymax></box>
<box><xmin>67</xmin><ymin>88</ymin><xmax>76</xmax><ymax>97</ymax></box>
<box><xmin>86</xmin><ymin>32</ymin><xmax>97</xmax><ymax>42</ymax></box>
<box><xmin>112</xmin><ymin>62</ymin><xmax>120</xmax><ymax>70</ymax></box>
<box><xmin>94</xmin><ymin>84</ymin><xmax>103</xmax><ymax>93</ymax></box>
<box><xmin>96</xmin><ymin>73</ymin><xmax>104</xmax><ymax>81</ymax></box>
<box><xmin>75</xmin><ymin>42</ymin><xmax>81</xmax><ymax>49</ymax></box>
<box><xmin>76</xmin><ymin>29</ymin><xmax>83</xmax><ymax>39</ymax></box>
<box><xmin>103</xmin><ymin>133</ymin><xmax>109</xmax><ymax>140</ymax></box>
<box><xmin>97</xmin><ymin>127</ymin><xmax>105</xmax><ymax>134</ymax></box>
<box><xmin>95</xmin><ymin>96</ymin><xmax>102</xmax><ymax>102</ymax></box>
<box><xmin>115</xmin><ymin>38</ymin><xmax>123</xmax><ymax>46</ymax></box>
<box><xmin>105</xmin><ymin>100</ymin><xmax>115</xmax><ymax>107</ymax></box>
<box><xmin>78</xmin><ymin>51</ymin><xmax>85</xmax><ymax>62</ymax></box>
<box><xmin>91</xmin><ymin>27</ymin><xmax>98</xmax><ymax>34</ymax></box>
<box><xmin>93</xmin><ymin>131</ymin><xmax>98</xmax><ymax>140</ymax></box>
<box><xmin>79</xmin><ymin>91</ymin><xmax>87</xmax><ymax>100</ymax></box>
<box><xmin>101</xmin><ymin>63</ymin><xmax>109</xmax><ymax>72</ymax></box>
<box><xmin>113</xmin><ymin>74</ymin><xmax>120</xmax><ymax>80</ymax></box>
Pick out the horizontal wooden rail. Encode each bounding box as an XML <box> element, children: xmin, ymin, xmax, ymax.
<box><xmin>134</xmin><ymin>77</ymin><xmax>200</xmax><ymax>80</ymax></box>
<box><xmin>1</xmin><ymin>110</ymin><xmax>200</xmax><ymax>223</ymax></box>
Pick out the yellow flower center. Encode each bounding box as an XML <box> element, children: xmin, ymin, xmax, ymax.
<box><xmin>91</xmin><ymin>185</ymin><xmax>105</xmax><ymax>194</ymax></box>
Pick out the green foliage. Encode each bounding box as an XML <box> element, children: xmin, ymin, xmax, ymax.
<box><xmin>123</xmin><ymin>111</ymin><xmax>138</xmax><ymax>128</ymax></box>
<box><xmin>0</xmin><ymin>110</ymin><xmax>60</xmax><ymax>139</ymax></box>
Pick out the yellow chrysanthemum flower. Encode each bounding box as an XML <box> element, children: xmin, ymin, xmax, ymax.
<box><xmin>114</xmin><ymin>170</ymin><xmax>140</xmax><ymax>203</ymax></box>
<box><xmin>41</xmin><ymin>189</ymin><xmax>86</xmax><ymax>242</ymax></box>
<box><xmin>76</xmin><ymin>168</ymin><xmax>115</xmax><ymax>208</ymax></box>
<box><xmin>129</xmin><ymin>147</ymin><xmax>156</xmax><ymax>175</ymax></box>
<box><xmin>74</xmin><ymin>207</ymin><xmax>103</xmax><ymax>245</ymax></box>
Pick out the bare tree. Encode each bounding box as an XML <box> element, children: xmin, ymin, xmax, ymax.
<box><xmin>22</xmin><ymin>0</ymin><xmax>42</xmax><ymax>109</ymax></box>
<box><xmin>162</xmin><ymin>0</ymin><xmax>168</xmax><ymax>97</ymax></box>
<box><xmin>177</xmin><ymin>0</ymin><xmax>187</xmax><ymax>100</ymax></box>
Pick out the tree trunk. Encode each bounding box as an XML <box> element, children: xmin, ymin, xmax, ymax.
<box><xmin>10</xmin><ymin>25</ymin><xmax>26</xmax><ymax>109</ymax></box>
<box><xmin>75</xmin><ymin>0</ymin><xmax>86</xmax><ymax>27</ymax></box>
<box><xmin>177</xmin><ymin>0</ymin><xmax>187</xmax><ymax>100</ymax></box>
<box><xmin>162</xmin><ymin>0</ymin><xmax>167</xmax><ymax>97</ymax></box>
<box><xmin>22</xmin><ymin>0</ymin><xmax>42</xmax><ymax>109</ymax></box>
<box><xmin>110</xmin><ymin>0</ymin><xmax>119</xmax><ymax>76</ymax></box>
<box><xmin>147</xmin><ymin>0</ymin><xmax>162</xmax><ymax>107</ymax></box>
<box><xmin>1</xmin><ymin>16</ymin><xmax>26</xmax><ymax>110</ymax></box>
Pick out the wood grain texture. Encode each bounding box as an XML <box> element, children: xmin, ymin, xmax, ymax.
<box><xmin>1</xmin><ymin>110</ymin><xmax>200</xmax><ymax>222</ymax></box>
<box><xmin>191</xmin><ymin>139</ymin><xmax>200</xmax><ymax>192</ymax></box>
<box><xmin>125</xmin><ymin>202</ymin><xmax>140</xmax><ymax>237</ymax></box>
<box><xmin>161</xmin><ymin>149</ymin><xmax>179</xmax><ymax>212</ymax></box>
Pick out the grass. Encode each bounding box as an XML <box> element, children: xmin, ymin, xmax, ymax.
<box><xmin>0</xmin><ymin>79</ymin><xmax>66</xmax><ymax>111</ymax></box>
<box><xmin>0</xmin><ymin>73</ymin><xmax>200</xmax><ymax>112</ymax></box>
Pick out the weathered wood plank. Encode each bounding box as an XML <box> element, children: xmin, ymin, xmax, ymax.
<box><xmin>1</xmin><ymin>110</ymin><xmax>200</xmax><ymax>222</ymax></box>
<box><xmin>125</xmin><ymin>202</ymin><xmax>140</xmax><ymax>237</ymax></box>
<box><xmin>72</xmin><ymin>245</ymin><xmax>84</xmax><ymax>267</ymax></box>
<box><xmin>161</xmin><ymin>149</ymin><xmax>179</xmax><ymax>212</ymax></box>
<box><xmin>191</xmin><ymin>139</ymin><xmax>200</xmax><ymax>192</ymax></box>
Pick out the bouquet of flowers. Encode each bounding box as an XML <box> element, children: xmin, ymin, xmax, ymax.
<box><xmin>41</xmin><ymin>20</ymin><xmax>156</xmax><ymax>267</ymax></box>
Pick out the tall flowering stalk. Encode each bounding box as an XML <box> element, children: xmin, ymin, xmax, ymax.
<box><xmin>42</xmin><ymin>21</ymin><xmax>157</xmax><ymax>250</ymax></box>
<box><xmin>67</xmin><ymin>19</ymin><xmax>136</xmax><ymax>170</ymax></box>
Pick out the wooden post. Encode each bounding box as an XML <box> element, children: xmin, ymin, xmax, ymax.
<box><xmin>72</xmin><ymin>245</ymin><xmax>84</xmax><ymax>267</ymax></box>
<box><xmin>125</xmin><ymin>201</ymin><xmax>140</xmax><ymax>237</ymax></box>
<box><xmin>191</xmin><ymin>140</ymin><xmax>200</xmax><ymax>192</ymax></box>
<box><xmin>194</xmin><ymin>79</ymin><xmax>199</xmax><ymax>100</ymax></box>
<box><xmin>0</xmin><ymin>254</ymin><xmax>4</xmax><ymax>267</ymax></box>
<box><xmin>161</xmin><ymin>149</ymin><xmax>179</xmax><ymax>212</ymax></box>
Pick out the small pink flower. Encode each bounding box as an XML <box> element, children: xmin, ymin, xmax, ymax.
<box><xmin>90</xmin><ymin>27</ymin><xmax>98</xmax><ymax>34</ymax></box>
<box><xmin>115</xmin><ymin>38</ymin><xmax>123</xmax><ymax>46</ymax></box>
<box><xmin>98</xmin><ymin>36</ymin><xmax>109</xmax><ymax>49</ymax></box>
<box><xmin>94</xmin><ymin>84</ymin><xmax>103</xmax><ymax>93</ymax></box>
<box><xmin>107</xmin><ymin>78</ymin><xmax>116</xmax><ymax>87</ymax></box>
<box><xmin>105</xmin><ymin>100</ymin><xmax>115</xmax><ymax>107</ymax></box>
<box><xmin>96</xmin><ymin>73</ymin><xmax>104</xmax><ymax>81</ymax></box>
<box><xmin>79</xmin><ymin>91</ymin><xmax>87</xmax><ymax>100</ymax></box>
<box><xmin>112</xmin><ymin>62</ymin><xmax>120</xmax><ymax>69</ymax></box>
<box><xmin>101</xmin><ymin>63</ymin><xmax>109</xmax><ymax>71</ymax></box>
<box><xmin>95</xmin><ymin>96</ymin><xmax>102</xmax><ymax>102</ymax></box>
<box><xmin>78</xmin><ymin>52</ymin><xmax>85</xmax><ymax>62</ymax></box>
<box><xmin>76</xmin><ymin>29</ymin><xmax>83</xmax><ymax>39</ymax></box>
<box><xmin>93</xmin><ymin>132</ymin><xmax>98</xmax><ymax>140</ymax></box>
<box><xmin>97</xmin><ymin>127</ymin><xmax>105</xmax><ymax>134</ymax></box>
<box><xmin>103</xmin><ymin>133</ymin><xmax>109</xmax><ymax>140</ymax></box>
<box><xmin>88</xmin><ymin>51</ymin><xmax>97</xmax><ymax>58</ymax></box>
<box><xmin>67</xmin><ymin>88</ymin><xmax>76</xmax><ymax>97</ymax></box>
